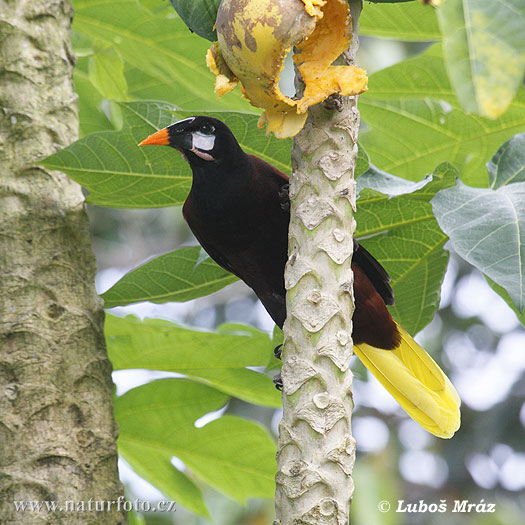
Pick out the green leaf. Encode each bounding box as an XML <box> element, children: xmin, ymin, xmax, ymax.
<box><xmin>174</xmin><ymin>415</ymin><xmax>276</xmax><ymax>502</ymax></box>
<box><xmin>116</xmin><ymin>378</ymin><xmax>225</xmax><ymax>516</ymax></box>
<box><xmin>356</xmin><ymin>142</ymin><xmax>371</xmax><ymax>178</ymax></box>
<box><xmin>74</xmin><ymin>0</ymin><xmax>248</xmax><ymax>112</ymax></box>
<box><xmin>356</xmin><ymin>163</ymin><xmax>457</xmax><ymax>334</ymax></box>
<box><xmin>75</xmin><ymin>69</ymin><xmax>114</xmax><ymax>137</ymax></box>
<box><xmin>139</xmin><ymin>0</ymin><xmax>171</xmax><ymax>14</ymax></box>
<box><xmin>432</xmin><ymin>181</ymin><xmax>525</xmax><ymax>314</ymax></box>
<box><xmin>102</xmin><ymin>246</ymin><xmax>237</xmax><ymax>307</ymax></box>
<box><xmin>357</xmin><ymin>163</ymin><xmax>431</xmax><ymax>196</ymax></box>
<box><xmin>487</xmin><ymin>133</ymin><xmax>525</xmax><ymax>189</ymax></box>
<box><xmin>41</xmin><ymin>101</ymin><xmax>291</xmax><ymax>208</ymax></box>
<box><xmin>106</xmin><ymin>314</ymin><xmax>281</xmax><ymax>407</ymax></box>
<box><xmin>88</xmin><ymin>43</ymin><xmax>128</xmax><ymax>101</ymax></box>
<box><xmin>42</xmin><ymin>101</ymin><xmax>187</xmax><ymax>208</ymax></box>
<box><xmin>360</xmin><ymin>44</ymin><xmax>525</xmax><ymax>186</ymax></box>
<box><xmin>437</xmin><ymin>0</ymin><xmax>525</xmax><ymax>119</ymax></box>
<box><xmin>74</xmin><ymin>55</ymin><xmax>114</xmax><ymax>137</ymax></box>
<box><xmin>361</xmin><ymin>2</ymin><xmax>441</xmax><ymax>41</ymax></box>
<box><xmin>122</xmin><ymin>444</ymin><xmax>208</xmax><ymax>517</ymax></box>
<box><xmin>169</xmin><ymin>0</ymin><xmax>220</xmax><ymax>41</ymax></box>
<box><xmin>485</xmin><ymin>276</ymin><xmax>525</xmax><ymax>325</ymax></box>
<box><xmin>432</xmin><ymin>133</ymin><xmax>525</xmax><ymax>316</ymax></box>
<box><xmin>116</xmin><ymin>379</ymin><xmax>276</xmax><ymax>505</ymax></box>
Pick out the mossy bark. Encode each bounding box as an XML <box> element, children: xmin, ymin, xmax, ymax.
<box><xmin>275</xmin><ymin>2</ymin><xmax>363</xmax><ymax>523</ymax></box>
<box><xmin>0</xmin><ymin>1</ymin><xmax>126</xmax><ymax>523</ymax></box>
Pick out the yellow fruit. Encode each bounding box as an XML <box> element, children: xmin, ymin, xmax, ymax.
<box><xmin>207</xmin><ymin>0</ymin><xmax>368</xmax><ymax>138</ymax></box>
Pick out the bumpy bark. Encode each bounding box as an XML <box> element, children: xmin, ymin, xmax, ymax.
<box><xmin>275</xmin><ymin>2</ymin><xmax>363</xmax><ymax>523</ymax></box>
<box><xmin>0</xmin><ymin>1</ymin><xmax>125</xmax><ymax>523</ymax></box>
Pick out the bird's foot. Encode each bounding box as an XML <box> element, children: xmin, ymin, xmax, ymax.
<box><xmin>278</xmin><ymin>184</ymin><xmax>290</xmax><ymax>211</ymax></box>
<box><xmin>273</xmin><ymin>344</ymin><xmax>283</xmax><ymax>360</ymax></box>
<box><xmin>273</xmin><ymin>372</ymin><xmax>283</xmax><ymax>391</ymax></box>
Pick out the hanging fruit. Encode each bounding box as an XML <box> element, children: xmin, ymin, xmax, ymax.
<box><xmin>207</xmin><ymin>0</ymin><xmax>368</xmax><ymax>138</ymax></box>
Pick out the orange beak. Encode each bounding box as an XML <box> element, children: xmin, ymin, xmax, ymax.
<box><xmin>138</xmin><ymin>128</ymin><xmax>170</xmax><ymax>146</ymax></box>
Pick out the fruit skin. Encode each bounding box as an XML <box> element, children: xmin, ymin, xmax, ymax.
<box><xmin>207</xmin><ymin>0</ymin><xmax>368</xmax><ymax>138</ymax></box>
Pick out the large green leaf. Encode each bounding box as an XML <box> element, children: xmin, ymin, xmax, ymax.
<box><xmin>88</xmin><ymin>43</ymin><xmax>128</xmax><ymax>101</ymax></box>
<box><xmin>43</xmin><ymin>101</ymin><xmax>187</xmax><ymax>208</ymax></box>
<box><xmin>356</xmin><ymin>142</ymin><xmax>371</xmax><ymax>178</ymax></box>
<box><xmin>106</xmin><ymin>314</ymin><xmax>281</xmax><ymax>407</ymax></box>
<box><xmin>172</xmin><ymin>415</ymin><xmax>275</xmax><ymax>501</ymax></box>
<box><xmin>437</xmin><ymin>0</ymin><xmax>525</xmax><ymax>119</ymax></box>
<box><xmin>487</xmin><ymin>133</ymin><xmax>525</xmax><ymax>189</ymax></box>
<box><xmin>432</xmin><ymin>136</ymin><xmax>525</xmax><ymax>313</ymax></box>
<box><xmin>169</xmin><ymin>0</ymin><xmax>220</xmax><ymax>41</ymax></box>
<box><xmin>433</xmin><ymin>181</ymin><xmax>525</xmax><ymax>313</ymax></box>
<box><xmin>41</xmin><ymin>101</ymin><xmax>292</xmax><ymax>208</ymax></box>
<box><xmin>122</xmin><ymin>444</ymin><xmax>206</xmax><ymax>517</ymax></box>
<box><xmin>356</xmin><ymin>163</ymin><xmax>457</xmax><ymax>334</ymax></box>
<box><xmin>102</xmin><ymin>246</ymin><xmax>237</xmax><ymax>307</ymax></box>
<box><xmin>360</xmin><ymin>44</ymin><xmax>525</xmax><ymax>186</ymax></box>
<box><xmin>361</xmin><ymin>1</ymin><xmax>440</xmax><ymax>41</ymax></box>
<box><xmin>117</xmin><ymin>378</ymin><xmax>222</xmax><ymax>517</ymax></box>
<box><xmin>73</xmin><ymin>0</ymin><xmax>248</xmax><ymax>112</ymax></box>
<box><xmin>75</xmin><ymin>69</ymin><xmax>113</xmax><ymax>137</ymax></box>
<box><xmin>485</xmin><ymin>277</ymin><xmax>525</xmax><ymax>325</ymax></box>
<box><xmin>115</xmin><ymin>379</ymin><xmax>276</xmax><ymax>512</ymax></box>
<box><xmin>74</xmin><ymin>56</ymin><xmax>114</xmax><ymax>137</ymax></box>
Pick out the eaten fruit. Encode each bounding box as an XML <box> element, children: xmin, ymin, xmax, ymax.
<box><xmin>207</xmin><ymin>0</ymin><xmax>368</xmax><ymax>138</ymax></box>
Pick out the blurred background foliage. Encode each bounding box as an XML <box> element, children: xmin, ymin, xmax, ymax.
<box><xmin>67</xmin><ymin>0</ymin><xmax>525</xmax><ymax>523</ymax></box>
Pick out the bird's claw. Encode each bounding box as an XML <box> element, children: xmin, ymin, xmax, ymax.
<box><xmin>273</xmin><ymin>372</ymin><xmax>283</xmax><ymax>391</ymax></box>
<box><xmin>278</xmin><ymin>184</ymin><xmax>289</xmax><ymax>211</ymax></box>
<box><xmin>273</xmin><ymin>343</ymin><xmax>283</xmax><ymax>360</ymax></box>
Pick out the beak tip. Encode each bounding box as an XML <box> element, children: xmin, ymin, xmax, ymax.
<box><xmin>138</xmin><ymin>128</ymin><xmax>170</xmax><ymax>147</ymax></box>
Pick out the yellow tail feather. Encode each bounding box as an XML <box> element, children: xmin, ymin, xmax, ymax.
<box><xmin>354</xmin><ymin>322</ymin><xmax>461</xmax><ymax>438</ymax></box>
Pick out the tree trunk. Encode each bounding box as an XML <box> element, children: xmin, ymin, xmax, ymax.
<box><xmin>0</xmin><ymin>1</ymin><xmax>126</xmax><ymax>523</ymax></box>
<box><xmin>275</xmin><ymin>2</ymin><xmax>363</xmax><ymax>523</ymax></box>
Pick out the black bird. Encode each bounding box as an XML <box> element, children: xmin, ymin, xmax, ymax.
<box><xmin>139</xmin><ymin>116</ymin><xmax>460</xmax><ymax>438</ymax></box>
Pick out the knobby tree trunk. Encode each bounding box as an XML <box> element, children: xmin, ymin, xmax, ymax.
<box><xmin>275</xmin><ymin>2</ymin><xmax>363</xmax><ymax>523</ymax></box>
<box><xmin>0</xmin><ymin>1</ymin><xmax>125</xmax><ymax>523</ymax></box>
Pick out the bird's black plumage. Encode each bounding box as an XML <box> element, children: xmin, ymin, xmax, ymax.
<box><xmin>138</xmin><ymin>117</ymin><xmax>463</xmax><ymax>440</ymax></box>
<box><xmin>140</xmin><ymin>116</ymin><xmax>400</xmax><ymax>350</ymax></box>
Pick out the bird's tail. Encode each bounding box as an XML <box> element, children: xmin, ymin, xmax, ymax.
<box><xmin>354</xmin><ymin>322</ymin><xmax>460</xmax><ymax>438</ymax></box>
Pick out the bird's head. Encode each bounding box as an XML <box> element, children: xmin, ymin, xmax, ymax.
<box><xmin>138</xmin><ymin>116</ymin><xmax>242</xmax><ymax>167</ymax></box>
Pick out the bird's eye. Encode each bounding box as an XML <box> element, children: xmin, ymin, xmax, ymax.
<box><xmin>200</xmin><ymin>123</ymin><xmax>215</xmax><ymax>135</ymax></box>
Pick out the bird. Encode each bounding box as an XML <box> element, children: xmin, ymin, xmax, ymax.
<box><xmin>139</xmin><ymin>116</ymin><xmax>460</xmax><ymax>438</ymax></box>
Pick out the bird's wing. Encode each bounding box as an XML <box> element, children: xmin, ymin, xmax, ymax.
<box><xmin>353</xmin><ymin>240</ymin><xmax>395</xmax><ymax>306</ymax></box>
<box><xmin>191</xmin><ymin>228</ymin><xmax>238</xmax><ymax>276</ymax></box>
<box><xmin>354</xmin><ymin>322</ymin><xmax>461</xmax><ymax>438</ymax></box>
<box><xmin>248</xmin><ymin>158</ymin><xmax>393</xmax><ymax>307</ymax></box>
<box><xmin>182</xmin><ymin>195</ymin><xmax>238</xmax><ymax>275</ymax></box>
<box><xmin>249</xmin><ymin>154</ymin><xmax>289</xmax><ymax>184</ymax></box>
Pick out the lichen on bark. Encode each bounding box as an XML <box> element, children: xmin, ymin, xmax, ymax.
<box><xmin>0</xmin><ymin>1</ymin><xmax>125</xmax><ymax>523</ymax></box>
